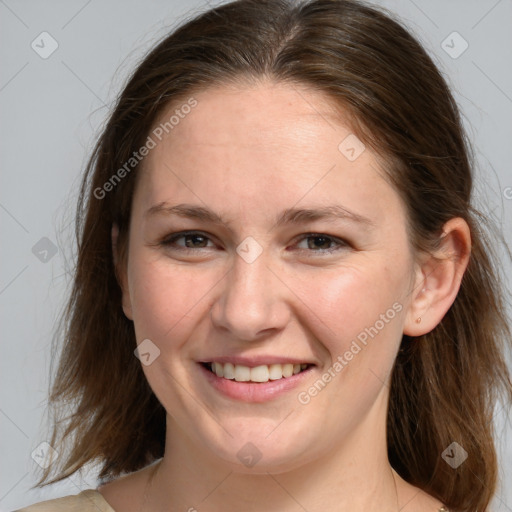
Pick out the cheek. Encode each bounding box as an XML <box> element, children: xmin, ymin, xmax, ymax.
<box><xmin>289</xmin><ymin>265</ymin><xmax>407</xmax><ymax>432</ymax></box>
<box><xmin>291</xmin><ymin>264</ymin><xmax>406</xmax><ymax>364</ymax></box>
<box><xmin>127</xmin><ymin>253</ymin><xmax>222</xmax><ymax>345</ymax></box>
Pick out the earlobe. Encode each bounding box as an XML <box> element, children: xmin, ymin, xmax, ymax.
<box><xmin>403</xmin><ymin>217</ymin><xmax>471</xmax><ymax>337</ymax></box>
<box><xmin>111</xmin><ymin>223</ymin><xmax>133</xmax><ymax>320</ymax></box>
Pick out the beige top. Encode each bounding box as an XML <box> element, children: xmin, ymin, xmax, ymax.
<box><xmin>16</xmin><ymin>490</ymin><xmax>451</xmax><ymax>511</ymax></box>
<box><xmin>15</xmin><ymin>490</ymin><xmax>114</xmax><ymax>511</ymax></box>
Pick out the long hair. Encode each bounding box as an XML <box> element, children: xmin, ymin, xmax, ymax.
<box><xmin>40</xmin><ymin>1</ymin><xmax>512</xmax><ymax>510</ymax></box>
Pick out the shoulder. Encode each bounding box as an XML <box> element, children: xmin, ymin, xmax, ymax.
<box><xmin>14</xmin><ymin>490</ymin><xmax>114</xmax><ymax>512</ymax></box>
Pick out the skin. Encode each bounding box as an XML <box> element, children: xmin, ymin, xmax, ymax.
<box><xmin>100</xmin><ymin>80</ymin><xmax>470</xmax><ymax>511</ymax></box>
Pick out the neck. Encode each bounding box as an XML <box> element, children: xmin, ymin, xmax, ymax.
<box><xmin>146</xmin><ymin>393</ymin><xmax>403</xmax><ymax>512</ymax></box>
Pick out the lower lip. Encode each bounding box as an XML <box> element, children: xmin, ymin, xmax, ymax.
<box><xmin>198</xmin><ymin>363</ymin><xmax>315</xmax><ymax>403</ymax></box>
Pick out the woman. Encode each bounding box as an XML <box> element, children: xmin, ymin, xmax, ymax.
<box><xmin>17</xmin><ymin>0</ymin><xmax>512</xmax><ymax>511</ymax></box>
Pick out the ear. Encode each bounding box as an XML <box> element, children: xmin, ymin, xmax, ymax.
<box><xmin>112</xmin><ymin>223</ymin><xmax>133</xmax><ymax>320</ymax></box>
<box><xmin>403</xmin><ymin>217</ymin><xmax>471</xmax><ymax>336</ymax></box>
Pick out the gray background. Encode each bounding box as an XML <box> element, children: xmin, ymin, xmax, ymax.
<box><xmin>1</xmin><ymin>0</ymin><xmax>511</xmax><ymax>509</ymax></box>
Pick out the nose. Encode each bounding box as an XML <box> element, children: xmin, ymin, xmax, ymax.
<box><xmin>209</xmin><ymin>251</ymin><xmax>290</xmax><ymax>342</ymax></box>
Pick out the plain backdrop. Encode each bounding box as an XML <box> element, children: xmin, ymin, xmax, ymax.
<box><xmin>1</xmin><ymin>0</ymin><xmax>511</xmax><ymax>509</ymax></box>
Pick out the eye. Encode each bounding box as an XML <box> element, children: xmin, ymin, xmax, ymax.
<box><xmin>294</xmin><ymin>233</ymin><xmax>350</xmax><ymax>254</ymax></box>
<box><xmin>158</xmin><ymin>231</ymin><xmax>350</xmax><ymax>255</ymax></box>
<box><xmin>160</xmin><ymin>231</ymin><xmax>217</xmax><ymax>251</ymax></box>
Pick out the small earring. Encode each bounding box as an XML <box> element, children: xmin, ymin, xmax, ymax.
<box><xmin>415</xmin><ymin>317</ymin><xmax>422</xmax><ymax>324</ymax></box>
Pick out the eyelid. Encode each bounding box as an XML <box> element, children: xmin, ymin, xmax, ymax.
<box><xmin>160</xmin><ymin>230</ymin><xmax>218</xmax><ymax>249</ymax></box>
<box><xmin>293</xmin><ymin>232</ymin><xmax>350</xmax><ymax>253</ymax></box>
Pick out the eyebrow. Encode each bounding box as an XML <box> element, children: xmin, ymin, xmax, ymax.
<box><xmin>145</xmin><ymin>202</ymin><xmax>376</xmax><ymax>230</ymax></box>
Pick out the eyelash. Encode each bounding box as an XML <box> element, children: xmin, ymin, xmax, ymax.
<box><xmin>159</xmin><ymin>230</ymin><xmax>350</xmax><ymax>255</ymax></box>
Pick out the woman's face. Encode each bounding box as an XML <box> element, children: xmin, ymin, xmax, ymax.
<box><xmin>119</xmin><ymin>81</ymin><xmax>420</xmax><ymax>472</ymax></box>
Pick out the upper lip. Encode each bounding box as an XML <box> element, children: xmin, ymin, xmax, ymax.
<box><xmin>198</xmin><ymin>356</ymin><xmax>316</xmax><ymax>367</ymax></box>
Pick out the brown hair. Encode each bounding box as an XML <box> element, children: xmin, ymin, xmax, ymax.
<box><xmin>40</xmin><ymin>1</ymin><xmax>512</xmax><ymax>510</ymax></box>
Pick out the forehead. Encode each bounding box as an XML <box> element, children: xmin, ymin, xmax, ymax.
<box><xmin>156</xmin><ymin>82</ymin><xmax>356</xmax><ymax>157</ymax></box>
<box><xmin>133</xmin><ymin>81</ymin><xmax>404</xmax><ymax>229</ymax></box>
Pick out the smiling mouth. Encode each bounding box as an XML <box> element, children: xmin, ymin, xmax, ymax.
<box><xmin>201</xmin><ymin>362</ymin><xmax>313</xmax><ymax>383</ymax></box>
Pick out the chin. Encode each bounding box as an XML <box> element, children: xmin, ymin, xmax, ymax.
<box><xmin>203</xmin><ymin>425</ymin><xmax>317</xmax><ymax>475</ymax></box>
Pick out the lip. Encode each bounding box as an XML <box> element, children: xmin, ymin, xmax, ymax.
<box><xmin>198</xmin><ymin>356</ymin><xmax>315</xmax><ymax>366</ymax></box>
<box><xmin>197</xmin><ymin>362</ymin><xmax>315</xmax><ymax>403</ymax></box>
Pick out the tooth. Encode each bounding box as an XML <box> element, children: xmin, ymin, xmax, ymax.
<box><xmin>211</xmin><ymin>362</ymin><xmax>309</xmax><ymax>381</ymax></box>
<box><xmin>282</xmin><ymin>363</ymin><xmax>293</xmax><ymax>378</ymax></box>
<box><xmin>223</xmin><ymin>362</ymin><xmax>235</xmax><ymax>380</ymax></box>
<box><xmin>268</xmin><ymin>364</ymin><xmax>283</xmax><ymax>380</ymax></box>
<box><xmin>213</xmin><ymin>362</ymin><xmax>224</xmax><ymax>377</ymax></box>
<box><xmin>250</xmin><ymin>365</ymin><xmax>270</xmax><ymax>382</ymax></box>
<box><xmin>234</xmin><ymin>365</ymin><xmax>251</xmax><ymax>382</ymax></box>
